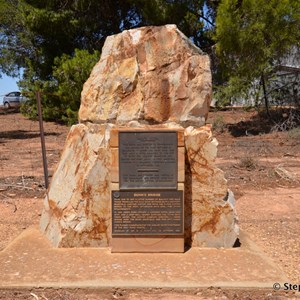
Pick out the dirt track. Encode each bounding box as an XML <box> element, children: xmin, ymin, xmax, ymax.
<box><xmin>0</xmin><ymin>110</ymin><xmax>299</xmax><ymax>299</ymax></box>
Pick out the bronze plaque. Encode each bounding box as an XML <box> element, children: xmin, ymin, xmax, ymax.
<box><xmin>112</xmin><ymin>190</ymin><xmax>184</xmax><ymax>235</ymax></box>
<box><xmin>119</xmin><ymin>131</ymin><xmax>177</xmax><ymax>189</ymax></box>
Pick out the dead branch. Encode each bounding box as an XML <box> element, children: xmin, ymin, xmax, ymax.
<box><xmin>274</xmin><ymin>165</ymin><xmax>299</xmax><ymax>182</ymax></box>
<box><xmin>272</xmin><ymin>109</ymin><xmax>300</xmax><ymax>131</ymax></box>
<box><xmin>0</xmin><ymin>184</ymin><xmax>33</xmax><ymax>190</ymax></box>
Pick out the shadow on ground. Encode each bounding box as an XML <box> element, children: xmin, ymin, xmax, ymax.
<box><xmin>0</xmin><ymin>130</ymin><xmax>61</xmax><ymax>142</ymax></box>
<box><xmin>227</xmin><ymin>108</ymin><xmax>300</xmax><ymax>137</ymax></box>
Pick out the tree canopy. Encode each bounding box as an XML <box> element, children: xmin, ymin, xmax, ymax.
<box><xmin>1</xmin><ymin>0</ymin><xmax>217</xmax><ymax>122</ymax></box>
<box><xmin>0</xmin><ymin>0</ymin><xmax>299</xmax><ymax>123</ymax></box>
<box><xmin>214</xmin><ymin>0</ymin><xmax>300</xmax><ymax>105</ymax></box>
<box><xmin>0</xmin><ymin>0</ymin><xmax>216</xmax><ymax>79</ymax></box>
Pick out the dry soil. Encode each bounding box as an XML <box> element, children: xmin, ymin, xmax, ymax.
<box><xmin>0</xmin><ymin>109</ymin><xmax>299</xmax><ymax>300</ymax></box>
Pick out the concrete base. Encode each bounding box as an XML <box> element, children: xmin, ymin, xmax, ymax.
<box><xmin>111</xmin><ymin>235</ymin><xmax>184</xmax><ymax>253</ymax></box>
<box><xmin>0</xmin><ymin>227</ymin><xmax>288</xmax><ymax>289</ymax></box>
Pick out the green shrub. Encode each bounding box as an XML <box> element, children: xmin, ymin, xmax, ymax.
<box><xmin>212</xmin><ymin>115</ymin><xmax>225</xmax><ymax>132</ymax></box>
<box><xmin>20</xmin><ymin>49</ymin><xmax>100</xmax><ymax>125</ymax></box>
<box><xmin>61</xmin><ymin>108</ymin><xmax>78</xmax><ymax>126</ymax></box>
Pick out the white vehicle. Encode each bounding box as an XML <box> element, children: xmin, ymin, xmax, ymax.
<box><xmin>1</xmin><ymin>91</ymin><xmax>27</xmax><ymax>109</ymax></box>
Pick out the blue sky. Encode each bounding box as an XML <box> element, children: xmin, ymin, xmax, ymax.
<box><xmin>0</xmin><ymin>74</ymin><xmax>20</xmax><ymax>97</ymax></box>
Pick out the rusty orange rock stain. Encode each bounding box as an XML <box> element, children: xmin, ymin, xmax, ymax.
<box><xmin>48</xmin><ymin>199</ymin><xmax>63</xmax><ymax>219</ymax></box>
<box><xmin>198</xmin><ymin>207</ymin><xmax>222</xmax><ymax>234</ymax></box>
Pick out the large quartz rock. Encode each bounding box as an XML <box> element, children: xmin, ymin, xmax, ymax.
<box><xmin>40</xmin><ymin>123</ymin><xmax>112</xmax><ymax>247</ymax></box>
<box><xmin>40</xmin><ymin>123</ymin><xmax>238</xmax><ymax>248</ymax></box>
<box><xmin>184</xmin><ymin>125</ymin><xmax>239</xmax><ymax>247</ymax></box>
<box><xmin>79</xmin><ymin>25</ymin><xmax>211</xmax><ymax>127</ymax></box>
<box><xmin>40</xmin><ymin>25</ymin><xmax>238</xmax><ymax>248</ymax></box>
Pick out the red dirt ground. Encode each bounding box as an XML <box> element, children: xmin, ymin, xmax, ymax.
<box><xmin>0</xmin><ymin>109</ymin><xmax>299</xmax><ymax>299</ymax></box>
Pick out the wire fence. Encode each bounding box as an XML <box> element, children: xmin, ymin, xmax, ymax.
<box><xmin>0</xmin><ymin>91</ymin><xmax>68</xmax><ymax>200</ymax></box>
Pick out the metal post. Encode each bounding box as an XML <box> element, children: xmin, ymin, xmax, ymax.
<box><xmin>36</xmin><ymin>91</ymin><xmax>49</xmax><ymax>189</ymax></box>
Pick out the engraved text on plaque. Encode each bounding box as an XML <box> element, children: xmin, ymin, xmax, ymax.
<box><xmin>119</xmin><ymin>131</ymin><xmax>177</xmax><ymax>189</ymax></box>
<box><xmin>112</xmin><ymin>190</ymin><xmax>183</xmax><ymax>235</ymax></box>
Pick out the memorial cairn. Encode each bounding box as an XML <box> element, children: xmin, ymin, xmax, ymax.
<box><xmin>40</xmin><ymin>25</ymin><xmax>239</xmax><ymax>252</ymax></box>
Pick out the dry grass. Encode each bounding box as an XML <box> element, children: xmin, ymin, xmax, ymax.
<box><xmin>212</xmin><ymin>115</ymin><xmax>226</xmax><ymax>133</ymax></box>
<box><xmin>274</xmin><ymin>165</ymin><xmax>299</xmax><ymax>182</ymax></box>
<box><xmin>239</xmin><ymin>157</ymin><xmax>258</xmax><ymax>170</ymax></box>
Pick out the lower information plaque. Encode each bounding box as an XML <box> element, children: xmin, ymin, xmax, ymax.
<box><xmin>112</xmin><ymin>190</ymin><xmax>184</xmax><ymax>235</ymax></box>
